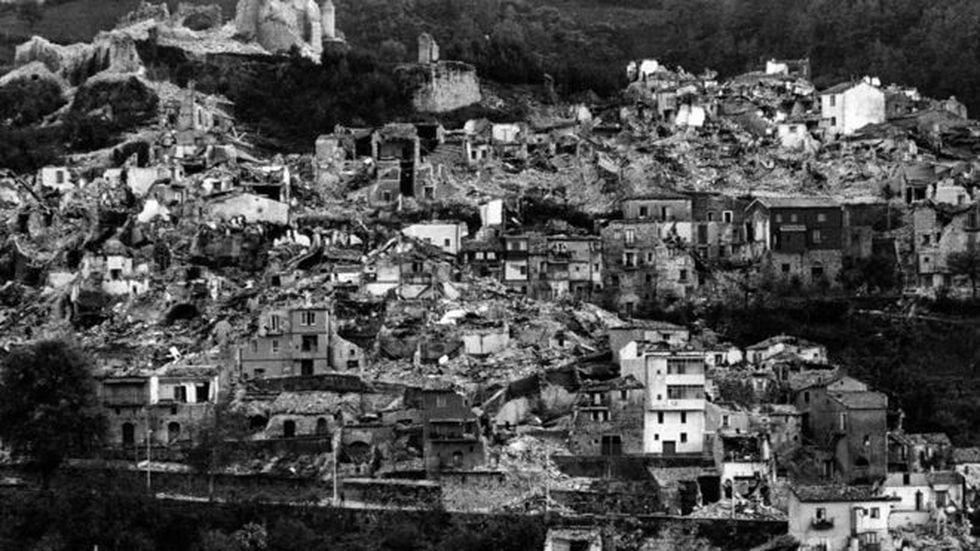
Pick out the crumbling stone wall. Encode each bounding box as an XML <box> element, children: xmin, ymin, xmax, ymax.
<box><xmin>396</xmin><ymin>61</ymin><xmax>481</xmax><ymax>114</ymax></box>
<box><xmin>176</xmin><ymin>3</ymin><xmax>224</xmax><ymax>31</ymax></box>
<box><xmin>14</xmin><ymin>32</ymin><xmax>143</xmax><ymax>86</ymax></box>
<box><xmin>117</xmin><ymin>1</ymin><xmax>171</xmax><ymax>27</ymax></box>
<box><xmin>418</xmin><ymin>32</ymin><xmax>439</xmax><ymax>64</ymax></box>
<box><xmin>234</xmin><ymin>0</ymin><xmax>323</xmax><ymax>58</ymax></box>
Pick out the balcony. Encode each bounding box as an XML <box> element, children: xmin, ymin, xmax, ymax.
<box><xmin>652</xmin><ymin>398</ymin><xmax>705</xmax><ymax>410</ymax></box>
<box><xmin>663</xmin><ymin>374</ymin><xmax>706</xmax><ymax>386</ymax></box>
<box><xmin>811</xmin><ymin>517</ymin><xmax>834</xmax><ymax>531</ymax></box>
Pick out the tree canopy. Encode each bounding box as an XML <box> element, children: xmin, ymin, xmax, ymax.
<box><xmin>0</xmin><ymin>339</ymin><xmax>106</xmax><ymax>480</ymax></box>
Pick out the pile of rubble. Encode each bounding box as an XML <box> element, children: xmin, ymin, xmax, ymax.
<box><xmin>892</xmin><ymin>521</ymin><xmax>977</xmax><ymax>550</ymax></box>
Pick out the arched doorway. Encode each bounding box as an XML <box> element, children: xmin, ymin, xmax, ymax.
<box><xmin>283</xmin><ymin>419</ymin><xmax>296</xmax><ymax>438</ymax></box>
<box><xmin>315</xmin><ymin>417</ymin><xmax>329</xmax><ymax>435</ymax></box>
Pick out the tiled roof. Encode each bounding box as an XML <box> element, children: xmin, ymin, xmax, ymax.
<box><xmin>820</xmin><ymin>81</ymin><xmax>858</xmax><ymax>95</ymax></box>
<box><xmin>829</xmin><ymin>391</ymin><xmax>888</xmax><ymax>410</ymax></box>
<box><xmin>581</xmin><ymin>375</ymin><xmax>644</xmax><ymax>392</ymax></box>
<box><xmin>750</xmin><ymin>196</ymin><xmax>841</xmax><ymax>209</ymax></box>
<box><xmin>625</xmin><ymin>191</ymin><xmax>691</xmax><ymax>201</ymax></box>
<box><xmin>793</xmin><ymin>484</ymin><xmax>898</xmax><ymax>502</ymax></box>
<box><xmin>269</xmin><ymin>391</ymin><xmax>361</xmax><ymax>415</ymax></box>
<box><xmin>787</xmin><ymin>369</ymin><xmax>839</xmax><ymax>391</ymax></box>
<box><xmin>746</xmin><ymin>334</ymin><xmax>823</xmax><ymax>350</ymax></box>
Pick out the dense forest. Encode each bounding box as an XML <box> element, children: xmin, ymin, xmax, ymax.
<box><xmin>2</xmin><ymin>0</ymin><xmax>980</xmax><ymax>147</ymax></box>
<box><xmin>334</xmin><ymin>0</ymin><xmax>980</xmax><ymax>107</ymax></box>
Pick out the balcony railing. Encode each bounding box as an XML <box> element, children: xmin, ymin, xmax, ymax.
<box><xmin>651</xmin><ymin>398</ymin><xmax>705</xmax><ymax>410</ymax></box>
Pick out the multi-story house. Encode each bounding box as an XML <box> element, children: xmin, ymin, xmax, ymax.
<box><xmin>419</xmin><ymin>389</ymin><xmax>485</xmax><ymax>472</ymax></box>
<box><xmin>911</xmin><ymin>200</ymin><xmax>980</xmax><ymax>292</ymax></box>
<box><xmin>745</xmin><ymin>334</ymin><xmax>828</xmax><ymax>366</ymax></box>
<box><xmin>503</xmin><ymin>232</ymin><xmax>603</xmax><ymax>300</ymax></box>
<box><xmin>568</xmin><ymin>375</ymin><xmax>645</xmax><ymax>456</ymax></box>
<box><xmin>621</xmin><ymin>193</ymin><xmax>694</xmax><ymax>240</ymax></box>
<box><xmin>689</xmin><ymin>192</ymin><xmax>749</xmax><ymax>260</ymax></box>
<box><xmin>540</xmin><ymin>234</ymin><xmax>602</xmax><ymax>300</ymax></box>
<box><xmin>370</xmin><ymin>123</ymin><xmax>432</xmax><ymax>204</ymax></box>
<box><xmin>401</xmin><ymin>221</ymin><xmax>468</xmax><ymax>255</ymax></box>
<box><xmin>745</xmin><ymin>196</ymin><xmax>844</xmax><ymax>284</ymax></box>
<box><xmin>459</xmin><ymin>238</ymin><xmax>503</xmax><ymax>279</ymax></box>
<box><xmin>501</xmin><ymin>232</ymin><xmax>532</xmax><ymax>295</ymax></box>
<box><xmin>788</xmin><ymin>485</ymin><xmax>898</xmax><ymax>551</ymax></box>
<box><xmin>619</xmin><ymin>341</ymin><xmax>708</xmax><ymax>455</ymax></box>
<box><xmin>607</xmin><ymin>321</ymin><xmax>691</xmax><ymax>362</ymax></box>
<box><xmin>237</xmin><ymin>306</ymin><xmax>333</xmax><ymax>379</ymax></box>
<box><xmin>101</xmin><ymin>365</ymin><xmax>219</xmax><ymax>448</ymax></box>
<box><xmin>882</xmin><ymin>470</ymin><xmax>965</xmax><ymax>528</ymax></box>
<box><xmin>819</xmin><ymin>78</ymin><xmax>886</xmax><ymax>137</ymax></box>
<box><xmin>793</xmin><ymin>376</ymin><xmax>888</xmax><ymax>483</ymax></box>
<box><xmin>600</xmin><ymin>220</ymin><xmax>696</xmax><ymax>316</ymax></box>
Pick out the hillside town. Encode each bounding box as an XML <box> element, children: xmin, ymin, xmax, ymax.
<box><xmin>2</xmin><ymin>1</ymin><xmax>980</xmax><ymax>550</ymax></box>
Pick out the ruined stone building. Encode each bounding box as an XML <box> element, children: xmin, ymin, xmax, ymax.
<box><xmin>619</xmin><ymin>341</ymin><xmax>709</xmax><ymax>455</ymax></box>
<box><xmin>362</xmin><ymin>237</ymin><xmax>457</xmax><ymax>299</ymax></box>
<box><xmin>714</xmin><ymin>433</ymin><xmax>775</xmax><ymax>498</ymax></box>
<box><xmin>911</xmin><ymin>201</ymin><xmax>980</xmax><ymax>291</ymax></box>
<box><xmin>500</xmin><ymin>232</ymin><xmax>602</xmax><ymax>300</ymax></box>
<box><xmin>395</xmin><ymin>33</ymin><xmax>481</xmax><ymax>113</ymax></box>
<box><xmin>369</xmin><ymin>123</ymin><xmax>427</xmax><ymax>205</ymax></box>
<box><xmin>745</xmin><ymin>196</ymin><xmax>844</xmax><ymax>285</ymax></box>
<box><xmin>793</xmin><ymin>375</ymin><xmax>888</xmax><ymax>484</ymax></box>
<box><xmin>569</xmin><ymin>375</ymin><xmax>645</xmax><ymax>456</ymax></box>
<box><xmin>234</xmin><ymin>0</ymin><xmax>339</xmax><ymax>59</ymax></box>
<box><xmin>600</xmin><ymin>201</ymin><xmax>699</xmax><ymax>316</ymax></box>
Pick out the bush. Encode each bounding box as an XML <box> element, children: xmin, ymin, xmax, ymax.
<box><xmin>0</xmin><ymin>77</ymin><xmax>66</xmax><ymax>127</ymax></box>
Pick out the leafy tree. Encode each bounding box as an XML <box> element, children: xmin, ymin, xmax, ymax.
<box><xmin>0</xmin><ymin>77</ymin><xmax>66</xmax><ymax>127</ymax></box>
<box><xmin>0</xmin><ymin>340</ymin><xmax>106</xmax><ymax>485</ymax></box>
<box><xmin>715</xmin><ymin>378</ymin><xmax>755</xmax><ymax>407</ymax></box>
<box><xmin>947</xmin><ymin>248</ymin><xmax>980</xmax><ymax>299</ymax></box>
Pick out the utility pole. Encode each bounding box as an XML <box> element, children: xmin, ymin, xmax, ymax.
<box><xmin>332</xmin><ymin>425</ymin><xmax>342</xmax><ymax>506</ymax></box>
<box><xmin>145</xmin><ymin>429</ymin><xmax>153</xmax><ymax>492</ymax></box>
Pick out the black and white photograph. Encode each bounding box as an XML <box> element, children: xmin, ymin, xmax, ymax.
<box><xmin>0</xmin><ymin>0</ymin><xmax>979</xmax><ymax>549</ymax></box>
